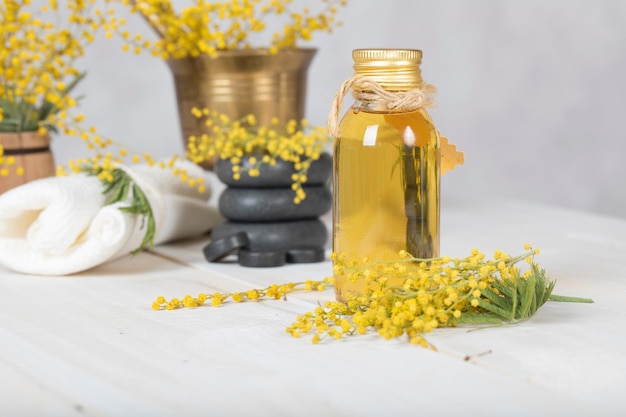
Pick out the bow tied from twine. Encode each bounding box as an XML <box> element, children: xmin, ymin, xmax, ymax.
<box><xmin>326</xmin><ymin>74</ymin><xmax>437</xmax><ymax>138</ymax></box>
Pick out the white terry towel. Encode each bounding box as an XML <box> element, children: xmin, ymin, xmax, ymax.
<box><xmin>0</xmin><ymin>160</ymin><xmax>223</xmax><ymax>275</ymax></box>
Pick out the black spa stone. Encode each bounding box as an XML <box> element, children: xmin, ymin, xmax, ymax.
<box><xmin>216</xmin><ymin>152</ymin><xmax>332</xmax><ymax>187</ymax></box>
<box><xmin>211</xmin><ymin>219</ymin><xmax>328</xmax><ymax>251</ymax></box>
<box><xmin>202</xmin><ymin>231</ymin><xmax>250</xmax><ymax>262</ymax></box>
<box><xmin>286</xmin><ymin>246</ymin><xmax>326</xmax><ymax>263</ymax></box>
<box><xmin>218</xmin><ymin>185</ymin><xmax>331</xmax><ymax>221</ymax></box>
<box><xmin>238</xmin><ymin>249</ymin><xmax>287</xmax><ymax>268</ymax></box>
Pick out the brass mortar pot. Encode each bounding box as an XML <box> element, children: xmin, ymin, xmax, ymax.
<box><xmin>167</xmin><ymin>48</ymin><xmax>317</xmax><ymax>167</ymax></box>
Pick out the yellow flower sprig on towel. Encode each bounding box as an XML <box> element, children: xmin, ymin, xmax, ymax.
<box><xmin>83</xmin><ymin>166</ymin><xmax>156</xmax><ymax>255</ymax></box>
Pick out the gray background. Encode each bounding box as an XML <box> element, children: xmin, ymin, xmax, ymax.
<box><xmin>51</xmin><ymin>0</ymin><xmax>626</xmax><ymax>219</ymax></box>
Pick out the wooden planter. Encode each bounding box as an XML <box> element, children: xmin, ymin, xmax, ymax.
<box><xmin>0</xmin><ymin>131</ymin><xmax>55</xmax><ymax>194</ymax></box>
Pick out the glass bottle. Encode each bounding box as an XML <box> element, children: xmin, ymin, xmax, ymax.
<box><xmin>332</xmin><ymin>49</ymin><xmax>440</xmax><ymax>302</ymax></box>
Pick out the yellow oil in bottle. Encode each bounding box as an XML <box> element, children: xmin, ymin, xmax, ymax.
<box><xmin>333</xmin><ymin>108</ymin><xmax>440</xmax><ymax>301</ymax></box>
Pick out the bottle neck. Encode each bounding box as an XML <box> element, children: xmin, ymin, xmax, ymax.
<box><xmin>327</xmin><ymin>72</ymin><xmax>435</xmax><ymax>138</ymax></box>
<box><xmin>351</xmin><ymin>97</ymin><xmax>399</xmax><ymax>113</ymax></box>
<box><xmin>351</xmin><ymin>86</ymin><xmax>421</xmax><ymax>113</ymax></box>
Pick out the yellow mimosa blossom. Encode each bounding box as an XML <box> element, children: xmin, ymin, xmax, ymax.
<box><xmin>187</xmin><ymin>109</ymin><xmax>330</xmax><ymax>203</ymax></box>
<box><xmin>152</xmin><ymin>245</ymin><xmax>591</xmax><ymax>347</ymax></box>
<box><xmin>1</xmin><ymin>0</ymin><xmax>118</xmax><ymax>177</ymax></box>
<box><xmin>105</xmin><ymin>0</ymin><xmax>346</xmax><ymax>59</ymax></box>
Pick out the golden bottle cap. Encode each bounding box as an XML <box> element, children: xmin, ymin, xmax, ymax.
<box><xmin>352</xmin><ymin>49</ymin><xmax>423</xmax><ymax>91</ymax></box>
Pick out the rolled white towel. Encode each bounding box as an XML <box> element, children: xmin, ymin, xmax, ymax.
<box><xmin>0</xmin><ymin>160</ymin><xmax>223</xmax><ymax>275</ymax></box>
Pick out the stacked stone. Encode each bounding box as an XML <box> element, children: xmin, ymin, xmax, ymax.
<box><xmin>212</xmin><ymin>153</ymin><xmax>332</xmax><ymax>254</ymax></box>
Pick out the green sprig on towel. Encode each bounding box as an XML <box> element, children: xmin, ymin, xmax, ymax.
<box><xmin>83</xmin><ymin>166</ymin><xmax>155</xmax><ymax>255</ymax></box>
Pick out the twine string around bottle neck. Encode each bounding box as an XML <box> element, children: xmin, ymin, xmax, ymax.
<box><xmin>326</xmin><ymin>74</ymin><xmax>437</xmax><ymax>138</ymax></box>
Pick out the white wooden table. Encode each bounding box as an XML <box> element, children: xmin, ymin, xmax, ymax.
<box><xmin>1</xmin><ymin>199</ymin><xmax>625</xmax><ymax>417</ymax></box>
